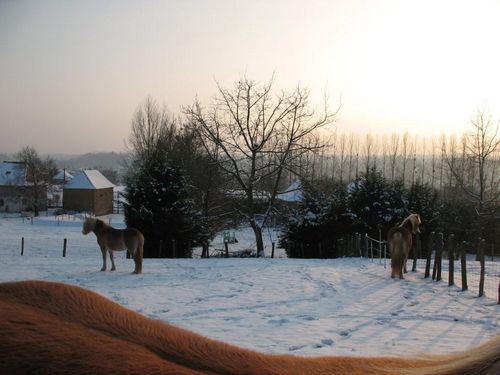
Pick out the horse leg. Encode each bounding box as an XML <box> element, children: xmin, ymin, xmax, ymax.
<box><xmin>100</xmin><ymin>247</ymin><xmax>107</xmax><ymax>271</ymax></box>
<box><xmin>131</xmin><ymin>246</ymin><xmax>141</xmax><ymax>274</ymax></box>
<box><xmin>109</xmin><ymin>251</ymin><xmax>116</xmax><ymax>271</ymax></box>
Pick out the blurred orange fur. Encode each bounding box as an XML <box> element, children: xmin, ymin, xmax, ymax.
<box><xmin>0</xmin><ymin>280</ymin><xmax>498</xmax><ymax>375</ymax></box>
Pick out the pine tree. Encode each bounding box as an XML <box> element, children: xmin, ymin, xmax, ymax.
<box><xmin>123</xmin><ymin>155</ymin><xmax>206</xmax><ymax>258</ymax></box>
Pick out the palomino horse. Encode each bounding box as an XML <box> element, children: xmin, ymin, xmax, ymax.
<box><xmin>0</xmin><ymin>280</ymin><xmax>498</xmax><ymax>375</ymax></box>
<box><xmin>82</xmin><ymin>217</ymin><xmax>144</xmax><ymax>274</ymax></box>
<box><xmin>388</xmin><ymin>213</ymin><xmax>421</xmax><ymax>279</ymax></box>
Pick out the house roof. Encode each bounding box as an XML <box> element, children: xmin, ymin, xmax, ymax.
<box><xmin>277</xmin><ymin>180</ymin><xmax>303</xmax><ymax>202</ymax></box>
<box><xmin>54</xmin><ymin>169</ymin><xmax>73</xmax><ymax>181</ymax></box>
<box><xmin>0</xmin><ymin>161</ymin><xmax>27</xmax><ymax>186</ymax></box>
<box><xmin>63</xmin><ymin>169</ymin><xmax>114</xmax><ymax>190</ymax></box>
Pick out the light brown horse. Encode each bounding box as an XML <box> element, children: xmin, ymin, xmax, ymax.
<box><xmin>82</xmin><ymin>217</ymin><xmax>144</xmax><ymax>274</ymax></box>
<box><xmin>0</xmin><ymin>280</ymin><xmax>498</xmax><ymax>375</ymax></box>
<box><xmin>388</xmin><ymin>213</ymin><xmax>421</xmax><ymax>279</ymax></box>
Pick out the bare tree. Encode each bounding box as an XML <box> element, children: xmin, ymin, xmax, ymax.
<box><xmin>126</xmin><ymin>97</ymin><xmax>177</xmax><ymax>164</ymax></box>
<box><xmin>185</xmin><ymin>77</ymin><xmax>338</xmax><ymax>256</ymax></box>
<box><xmin>389</xmin><ymin>133</ymin><xmax>400</xmax><ymax>182</ymax></box>
<box><xmin>16</xmin><ymin>146</ymin><xmax>56</xmax><ymax>216</ymax></box>
<box><xmin>444</xmin><ymin>109</ymin><xmax>500</xmax><ymax>213</ymax></box>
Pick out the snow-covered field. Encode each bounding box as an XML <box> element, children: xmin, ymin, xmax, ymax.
<box><xmin>0</xmin><ymin>213</ymin><xmax>498</xmax><ymax>357</ymax></box>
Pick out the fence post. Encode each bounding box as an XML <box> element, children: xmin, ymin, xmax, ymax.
<box><xmin>356</xmin><ymin>233</ymin><xmax>361</xmax><ymax>257</ymax></box>
<box><xmin>478</xmin><ymin>239</ymin><xmax>485</xmax><ymax>297</ymax></box>
<box><xmin>460</xmin><ymin>241</ymin><xmax>468</xmax><ymax>291</ymax></box>
<box><xmin>378</xmin><ymin>227</ymin><xmax>382</xmax><ymax>262</ymax></box>
<box><xmin>436</xmin><ymin>233</ymin><xmax>443</xmax><ymax>282</ymax></box>
<box><xmin>21</xmin><ymin>237</ymin><xmax>24</xmax><ymax>256</ymax></box>
<box><xmin>224</xmin><ymin>241</ymin><xmax>229</xmax><ymax>258</ymax></box>
<box><xmin>412</xmin><ymin>233</ymin><xmax>420</xmax><ymax>272</ymax></box>
<box><xmin>63</xmin><ymin>238</ymin><xmax>67</xmax><ymax>257</ymax></box>
<box><xmin>448</xmin><ymin>234</ymin><xmax>455</xmax><ymax>286</ymax></box>
<box><xmin>271</xmin><ymin>242</ymin><xmax>275</xmax><ymax>259</ymax></box>
<box><xmin>158</xmin><ymin>240</ymin><xmax>163</xmax><ymax>258</ymax></box>
<box><xmin>364</xmin><ymin>233</ymin><xmax>368</xmax><ymax>258</ymax></box>
<box><xmin>425</xmin><ymin>232</ymin><xmax>434</xmax><ymax>278</ymax></box>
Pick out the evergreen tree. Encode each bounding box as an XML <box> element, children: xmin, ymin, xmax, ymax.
<box><xmin>123</xmin><ymin>155</ymin><xmax>206</xmax><ymax>258</ymax></box>
<box><xmin>348</xmin><ymin>168</ymin><xmax>400</xmax><ymax>237</ymax></box>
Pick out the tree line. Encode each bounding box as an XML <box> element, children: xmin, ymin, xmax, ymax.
<box><xmin>123</xmin><ymin>77</ymin><xmax>499</xmax><ymax>258</ymax></box>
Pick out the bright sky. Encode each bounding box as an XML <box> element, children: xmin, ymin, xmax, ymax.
<box><xmin>1</xmin><ymin>0</ymin><xmax>499</xmax><ymax>154</ymax></box>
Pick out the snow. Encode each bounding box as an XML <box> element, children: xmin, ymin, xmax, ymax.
<box><xmin>0</xmin><ymin>213</ymin><xmax>498</xmax><ymax>357</ymax></box>
<box><xmin>0</xmin><ymin>161</ymin><xmax>26</xmax><ymax>186</ymax></box>
<box><xmin>277</xmin><ymin>180</ymin><xmax>303</xmax><ymax>202</ymax></box>
<box><xmin>64</xmin><ymin>169</ymin><xmax>114</xmax><ymax>189</ymax></box>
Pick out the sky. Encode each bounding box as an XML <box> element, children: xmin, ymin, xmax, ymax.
<box><xmin>1</xmin><ymin>0</ymin><xmax>499</xmax><ymax>154</ymax></box>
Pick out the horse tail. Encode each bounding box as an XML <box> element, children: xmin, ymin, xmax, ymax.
<box><xmin>402</xmin><ymin>336</ymin><xmax>500</xmax><ymax>375</ymax></box>
<box><xmin>390</xmin><ymin>232</ymin><xmax>405</xmax><ymax>278</ymax></box>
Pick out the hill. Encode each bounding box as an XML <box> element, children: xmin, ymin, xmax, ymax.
<box><xmin>54</xmin><ymin>152</ymin><xmax>129</xmax><ymax>171</ymax></box>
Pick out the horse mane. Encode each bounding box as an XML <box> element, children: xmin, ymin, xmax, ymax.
<box><xmin>400</xmin><ymin>214</ymin><xmax>421</xmax><ymax>234</ymax></box>
<box><xmin>1</xmin><ymin>280</ymin><xmax>498</xmax><ymax>375</ymax></box>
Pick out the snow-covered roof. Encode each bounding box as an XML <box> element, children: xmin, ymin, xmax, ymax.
<box><xmin>277</xmin><ymin>180</ymin><xmax>303</xmax><ymax>202</ymax></box>
<box><xmin>63</xmin><ymin>169</ymin><xmax>114</xmax><ymax>190</ymax></box>
<box><xmin>0</xmin><ymin>161</ymin><xmax>27</xmax><ymax>186</ymax></box>
<box><xmin>54</xmin><ymin>169</ymin><xmax>73</xmax><ymax>181</ymax></box>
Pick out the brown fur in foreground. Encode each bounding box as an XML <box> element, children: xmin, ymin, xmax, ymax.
<box><xmin>0</xmin><ymin>280</ymin><xmax>498</xmax><ymax>375</ymax></box>
<box><xmin>388</xmin><ymin>213</ymin><xmax>421</xmax><ymax>279</ymax></box>
<box><xmin>82</xmin><ymin>217</ymin><xmax>144</xmax><ymax>274</ymax></box>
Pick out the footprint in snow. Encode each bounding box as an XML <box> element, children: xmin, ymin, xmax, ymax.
<box><xmin>288</xmin><ymin>345</ymin><xmax>306</xmax><ymax>351</ymax></box>
<box><xmin>268</xmin><ymin>318</ymin><xmax>289</xmax><ymax>325</ymax></box>
<box><xmin>321</xmin><ymin>338</ymin><xmax>334</xmax><ymax>346</ymax></box>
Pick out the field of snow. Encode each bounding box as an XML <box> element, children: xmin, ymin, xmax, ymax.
<box><xmin>0</xmin><ymin>213</ymin><xmax>498</xmax><ymax>357</ymax></box>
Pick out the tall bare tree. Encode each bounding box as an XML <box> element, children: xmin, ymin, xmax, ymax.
<box><xmin>185</xmin><ymin>77</ymin><xmax>338</xmax><ymax>256</ymax></box>
<box><xmin>444</xmin><ymin>109</ymin><xmax>500</xmax><ymax>213</ymax></box>
<box><xmin>126</xmin><ymin>97</ymin><xmax>177</xmax><ymax>164</ymax></box>
<box><xmin>16</xmin><ymin>146</ymin><xmax>56</xmax><ymax>216</ymax></box>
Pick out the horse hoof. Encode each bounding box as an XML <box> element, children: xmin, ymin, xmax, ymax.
<box><xmin>100</xmin><ymin>269</ymin><xmax>106</xmax><ymax>272</ymax></box>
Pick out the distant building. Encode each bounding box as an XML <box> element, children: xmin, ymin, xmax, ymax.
<box><xmin>0</xmin><ymin>161</ymin><xmax>47</xmax><ymax>213</ymax></box>
<box><xmin>53</xmin><ymin>169</ymin><xmax>74</xmax><ymax>185</ymax></box>
<box><xmin>277</xmin><ymin>180</ymin><xmax>303</xmax><ymax>203</ymax></box>
<box><xmin>63</xmin><ymin>170</ymin><xmax>114</xmax><ymax>216</ymax></box>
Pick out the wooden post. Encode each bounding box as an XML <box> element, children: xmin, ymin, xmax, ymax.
<box><xmin>356</xmin><ymin>233</ymin><xmax>363</xmax><ymax>258</ymax></box>
<box><xmin>478</xmin><ymin>239</ymin><xmax>485</xmax><ymax>297</ymax></box>
<box><xmin>364</xmin><ymin>233</ymin><xmax>368</xmax><ymax>258</ymax></box>
<box><xmin>378</xmin><ymin>227</ymin><xmax>382</xmax><ymax>261</ymax></box>
<box><xmin>224</xmin><ymin>241</ymin><xmax>229</xmax><ymax>258</ymax></box>
<box><xmin>271</xmin><ymin>242</ymin><xmax>275</xmax><ymax>259</ymax></box>
<box><xmin>425</xmin><ymin>232</ymin><xmax>434</xmax><ymax>278</ymax></box>
<box><xmin>436</xmin><ymin>233</ymin><xmax>443</xmax><ymax>282</ymax></box>
<box><xmin>412</xmin><ymin>233</ymin><xmax>420</xmax><ymax>272</ymax></box>
<box><xmin>62</xmin><ymin>238</ymin><xmax>67</xmax><ymax>257</ymax></box>
<box><xmin>460</xmin><ymin>241</ymin><xmax>468</xmax><ymax>291</ymax></box>
<box><xmin>158</xmin><ymin>240</ymin><xmax>163</xmax><ymax>258</ymax></box>
<box><xmin>21</xmin><ymin>237</ymin><xmax>24</xmax><ymax>256</ymax></box>
<box><xmin>448</xmin><ymin>234</ymin><xmax>454</xmax><ymax>286</ymax></box>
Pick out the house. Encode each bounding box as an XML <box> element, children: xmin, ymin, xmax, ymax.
<box><xmin>0</xmin><ymin>161</ymin><xmax>47</xmax><ymax>213</ymax></box>
<box><xmin>276</xmin><ymin>180</ymin><xmax>303</xmax><ymax>203</ymax></box>
<box><xmin>63</xmin><ymin>170</ymin><xmax>114</xmax><ymax>215</ymax></box>
<box><xmin>53</xmin><ymin>169</ymin><xmax>74</xmax><ymax>185</ymax></box>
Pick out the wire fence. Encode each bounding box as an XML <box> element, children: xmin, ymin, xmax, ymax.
<box><xmin>365</xmin><ymin>233</ymin><xmax>500</xmax><ymax>301</ymax></box>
